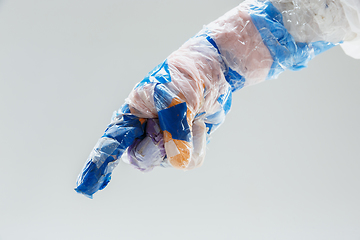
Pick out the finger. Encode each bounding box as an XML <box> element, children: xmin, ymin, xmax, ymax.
<box><xmin>75</xmin><ymin>110</ymin><xmax>146</xmax><ymax>198</ymax></box>
<box><xmin>124</xmin><ymin>118</ymin><xmax>166</xmax><ymax>172</ymax></box>
<box><xmin>154</xmin><ymin>84</ymin><xmax>195</xmax><ymax>169</ymax></box>
<box><xmin>186</xmin><ymin>119</ymin><xmax>207</xmax><ymax>170</ymax></box>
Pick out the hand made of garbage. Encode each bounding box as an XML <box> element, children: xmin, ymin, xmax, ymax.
<box><xmin>75</xmin><ymin>0</ymin><xmax>360</xmax><ymax>198</ymax></box>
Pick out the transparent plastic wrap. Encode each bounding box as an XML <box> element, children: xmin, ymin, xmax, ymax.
<box><xmin>339</xmin><ymin>0</ymin><xmax>360</xmax><ymax>58</ymax></box>
<box><xmin>75</xmin><ymin>0</ymin><xmax>359</xmax><ymax>198</ymax></box>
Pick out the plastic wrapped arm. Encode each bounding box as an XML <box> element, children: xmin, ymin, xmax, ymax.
<box><xmin>75</xmin><ymin>0</ymin><xmax>360</xmax><ymax>198</ymax></box>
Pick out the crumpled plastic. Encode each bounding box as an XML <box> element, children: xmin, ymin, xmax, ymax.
<box><xmin>340</xmin><ymin>0</ymin><xmax>360</xmax><ymax>58</ymax></box>
<box><xmin>75</xmin><ymin>0</ymin><xmax>360</xmax><ymax>198</ymax></box>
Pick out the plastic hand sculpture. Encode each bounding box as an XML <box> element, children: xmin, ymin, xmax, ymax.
<box><xmin>75</xmin><ymin>0</ymin><xmax>360</xmax><ymax>198</ymax></box>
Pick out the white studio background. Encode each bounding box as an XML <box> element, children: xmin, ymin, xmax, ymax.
<box><xmin>0</xmin><ymin>0</ymin><xmax>360</xmax><ymax>239</ymax></box>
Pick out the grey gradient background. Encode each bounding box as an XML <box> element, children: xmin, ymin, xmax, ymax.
<box><xmin>0</xmin><ymin>0</ymin><xmax>360</xmax><ymax>239</ymax></box>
